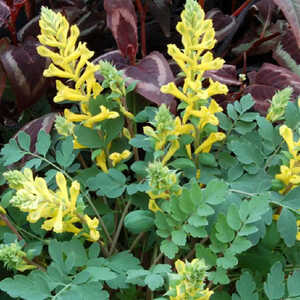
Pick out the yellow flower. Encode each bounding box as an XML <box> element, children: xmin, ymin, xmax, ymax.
<box><xmin>109</xmin><ymin>150</ymin><xmax>131</xmax><ymax>166</ymax></box>
<box><xmin>195</xmin><ymin>132</ymin><xmax>226</xmax><ymax>154</ymax></box>
<box><xmin>279</xmin><ymin>125</ymin><xmax>300</xmax><ymax>159</ymax></box>
<box><xmin>83</xmin><ymin>215</ymin><xmax>100</xmax><ymax>242</ymax></box>
<box><xmin>96</xmin><ymin>150</ymin><xmax>108</xmax><ymax>173</ymax></box>
<box><xmin>148</xmin><ymin>198</ymin><xmax>162</xmax><ymax>213</ymax></box>
<box><xmin>191</xmin><ymin>100</ymin><xmax>223</xmax><ymax>129</ymax></box>
<box><xmin>162</xmin><ymin>140</ymin><xmax>180</xmax><ymax>165</ymax></box>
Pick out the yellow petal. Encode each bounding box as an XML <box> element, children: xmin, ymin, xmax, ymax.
<box><xmin>96</xmin><ymin>150</ymin><xmax>108</xmax><ymax>173</ymax></box>
<box><xmin>195</xmin><ymin>132</ymin><xmax>226</xmax><ymax>154</ymax></box>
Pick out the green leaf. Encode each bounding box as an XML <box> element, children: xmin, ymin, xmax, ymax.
<box><xmin>1</xmin><ymin>139</ymin><xmax>25</xmax><ymax>166</ymax></box>
<box><xmin>257</xmin><ymin>116</ymin><xmax>274</xmax><ymax>143</ymax></box>
<box><xmin>160</xmin><ymin>240</ymin><xmax>179</xmax><ymax>259</ymax></box>
<box><xmin>86</xmin><ymin>267</ymin><xmax>117</xmax><ymax>281</ymax></box>
<box><xmin>0</xmin><ymin>271</ymin><xmax>51</xmax><ymax>300</ymax></box>
<box><xmin>169</xmin><ymin>158</ymin><xmax>196</xmax><ymax>177</ymax></box>
<box><xmin>127</xmin><ymin>182</ymin><xmax>149</xmax><ymax>195</ymax></box>
<box><xmin>145</xmin><ymin>274</ymin><xmax>164</xmax><ymax>291</ymax></box>
<box><xmin>277</xmin><ymin>207</ymin><xmax>297</xmax><ymax>247</ymax></box>
<box><xmin>88</xmin><ymin>243</ymin><xmax>100</xmax><ymax>259</ymax></box>
<box><xmin>126</xmin><ymin>269</ymin><xmax>148</xmax><ymax>286</ymax></box>
<box><xmin>288</xmin><ymin>270</ymin><xmax>300</xmax><ymax>297</ymax></box>
<box><xmin>124</xmin><ymin>210</ymin><xmax>154</xmax><ymax>234</ymax></box>
<box><xmin>208</xmin><ymin>267</ymin><xmax>230</xmax><ymax>284</ymax></box>
<box><xmin>183</xmin><ymin>224</ymin><xmax>207</xmax><ymax>238</ymax></box>
<box><xmin>195</xmin><ymin>244</ymin><xmax>217</xmax><ymax>267</ymax></box>
<box><xmin>131</xmin><ymin>161</ymin><xmax>148</xmax><ymax>177</ymax></box>
<box><xmin>227</xmin><ymin>204</ymin><xmax>242</xmax><ymax>231</ymax></box>
<box><xmin>74</xmin><ymin>125</ymin><xmax>104</xmax><ymax>148</ymax></box>
<box><xmin>240</xmin><ymin>94</ymin><xmax>255</xmax><ymax>113</ymax></box>
<box><xmin>87</xmin><ymin>169</ymin><xmax>126</xmax><ymax>198</ymax></box>
<box><xmin>171</xmin><ymin>229</ymin><xmax>187</xmax><ymax>246</ymax></box>
<box><xmin>36</xmin><ymin>130</ymin><xmax>51</xmax><ymax>156</ymax></box>
<box><xmin>282</xmin><ymin>187</ymin><xmax>300</xmax><ymax>210</ymax></box>
<box><xmin>130</xmin><ymin>134</ymin><xmax>152</xmax><ymax>152</ymax></box>
<box><xmin>217</xmin><ymin>252</ymin><xmax>238</xmax><ymax>269</ymax></box>
<box><xmin>230</xmin><ymin>236</ymin><xmax>252</xmax><ymax>255</ymax></box>
<box><xmin>56</xmin><ymin>136</ymin><xmax>75</xmax><ymax>168</ymax></box>
<box><xmin>203</xmin><ymin>179</ymin><xmax>228</xmax><ymax>205</ymax></box>
<box><xmin>198</xmin><ymin>153</ymin><xmax>218</xmax><ymax>167</ymax></box>
<box><xmin>17</xmin><ymin>131</ymin><xmax>31</xmax><ymax>151</ymax></box>
<box><xmin>215</xmin><ymin>214</ymin><xmax>235</xmax><ymax>243</ymax></box>
<box><xmin>227</xmin><ymin>104</ymin><xmax>238</xmax><ymax>120</ymax></box>
<box><xmin>108</xmin><ymin>251</ymin><xmax>141</xmax><ymax>273</ymax></box>
<box><xmin>264</xmin><ymin>262</ymin><xmax>285</xmax><ymax>299</ymax></box>
<box><xmin>233</xmin><ymin>272</ymin><xmax>258</xmax><ymax>300</ymax></box>
<box><xmin>218</xmin><ymin>112</ymin><xmax>233</xmax><ymax>131</ymax></box>
<box><xmin>285</xmin><ymin>101</ymin><xmax>300</xmax><ymax>129</ymax></box>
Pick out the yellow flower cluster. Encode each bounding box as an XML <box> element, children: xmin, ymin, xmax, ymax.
<box><xmin>37</xmin><ymin>7</ymin><xmax>103</xmax><ymax>121</ymax></box>
<box><xmin>275</xmin><ymin>125</ymin><xmax>300</xmax><ymax>194</ymax></box>
<box><xmin>160</xmin><ymin>0</ymin><xmax>228</xmax><ymax>125</ymax></box>
<box><xmin>168</xmin><ymin>259</ymin><xmax>213</xmax><ymax>300</ymax></box>
<box><xmin>4</xmin><ymin>169</ymin><xmax>100</xmax><ymax>242</ymax></box>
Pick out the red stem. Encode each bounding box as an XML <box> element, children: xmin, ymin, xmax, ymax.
<box><xmin>135</xmin><ymin>0</ymin><xmax>147</xmax><ymax>57</ymax></box>
<box><xmin>198</xmin><ymin>0</ymin><xmax>205</xmax><ymax>9</ymax></box>
<box><xmin>232</xmin><ymin>0</ymin><xmax>253</xmax><ymax>17</ymax></box>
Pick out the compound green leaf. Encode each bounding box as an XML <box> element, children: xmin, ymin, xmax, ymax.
<box><xmin>171</xmin><ymin>229</ymin><xmax>187</xmax><ymax>246</ymax></box>
<box><xmin>204</xmin><ymin>179</ymin><xmax>228</xmax><ymax>205</ymax></box>
<box><xmin>145</xmin><ymin>274</ymin><xmax>164</xmax><ymax>291</ymax></box>
<box><xmin>287</xmin><ymin>270</ymin><xmax>300</xmax><ymax>297</ymax></box>
<box><xmin>233</xmin><ymin>272</ymin><xmax>258</xmax><ymax>300</ymax></box>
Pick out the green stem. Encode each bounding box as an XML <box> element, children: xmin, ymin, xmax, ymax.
<box><xmin>109</xmin><ymin>200</ymin><xmax>132</xmax><ymax>256</ymax></box>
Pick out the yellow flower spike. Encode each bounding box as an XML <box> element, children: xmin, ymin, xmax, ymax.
<box><xmin>162</xmin><ymin>140</ymin><xmax>180</xmax><ymax>165</ymax></box>
<box><xmin>109</xmin><ymin>150</ymin><xmax>131</xmax><ymax>167</ymax></box>
<box><xmin>83</xmin><ymin>106</ymin><xmax>119</xmax><ymax>128</ymax></box>
<box><xmin>195</xmin><ymin>132</ymin><xmax>226</xmax><ymax>154</ymax></box>
<box><xmin>96</xmin><ymin>150</ymin><xmax>108</xmax><ymax>173</ymax></box>
<box><xmin>148</xmin><ymin>198</ymin><xmax>162</xmax><ymax>213</ymax></box>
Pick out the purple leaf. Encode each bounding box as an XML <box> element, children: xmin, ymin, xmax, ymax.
<box><xmin>104</xmin><ymin>0</ymin><xmax>138</xmax><ymax>61</ymax></box>
<box><xmin>272</xmin><ymin>28</ymin><xmax>300</xmax><ymax>75</ymax></box>
<box><xmin>0</xmin><ymin>1</ymin><xmax>9</xmax><ymax>28</ymax></box>
<box><xmin>206</xmin><ymin>9</ymin><xmax>236</xmax><ymax>42</ymax></box>
<box><xmin>245</xmin><ymin>63</ymin><xmax>300</xmax><ymax>113</ymax></box>
<box><xmin>0</xmin><ymin>37</ymin><xmax>49</xmax><ymax>112</ymax></box>
<box><xmin>273</xmin><ymin>0</ymin><xmax>300</xmax><ymax>48</ymax></box>
<box><xmin>146</xmin><ymin>0</ymin><xmax>171</xmax><ymax>37</ymax></box>
<box><xmin>10</xmin><ymin>112</ymin><xmax>57</xmax><ymax>168</ymax></box>
<box><xmin>204</xmin><ymin>64</ymin><xmax>241</xmax><ymax>86</ymax></box>
<box><xmin>123</xmin><ymin>51</ymin><xmax>176</xmax><ymax>113</ymax></box>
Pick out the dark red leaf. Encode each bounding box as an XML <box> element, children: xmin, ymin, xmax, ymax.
<box><xmin>104</xmin><ymin>0</ymin><xmax>138</xmax><ymax>61</ymax></box>
<box><xmin>0</xmin><ymin>37</ymin><xmax>49</xmax><ymax>112</ymax></box>
<box><xmin>123</xmin><ymin>51</ymin><xmax>176</xmax><ymax>113</ymax></box>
